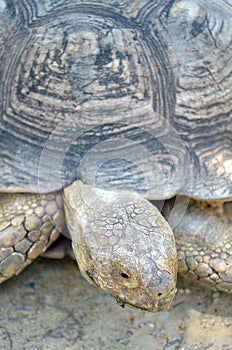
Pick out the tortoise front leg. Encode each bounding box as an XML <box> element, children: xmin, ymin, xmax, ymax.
<box><xmin>0</xmin><ymin>192</ymin><xmax>64</xmax><ymax>283</ymax></box>
<box><xmin>163</xmin><ymin>199</ymin><xmax>232</xmax><ymax>293</ymax></box>
<box><xmin>41</xmin><ymin>235</ymin><xmax>75</xmax><ymax>260</ymax></box>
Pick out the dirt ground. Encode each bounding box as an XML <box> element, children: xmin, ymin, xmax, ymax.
<box><xmin>0</xmin><ymin>258</ymin><xmax>232</xmax><ymax>350</ymax></box>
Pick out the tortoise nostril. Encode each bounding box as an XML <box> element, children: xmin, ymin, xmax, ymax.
<box><xmin>121</xmin><ymin>272</ymin><xmax>129</xmax><ymax>279</ymax></box>
<box><xmin>157</xmin><ymin>292</ymin><xmax>162</xmax><ymax>297</ymax></box>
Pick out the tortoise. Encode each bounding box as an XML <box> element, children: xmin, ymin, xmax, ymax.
<box><xmin>0</xmin><ymin>0</ymin><xmax>231</xmax><ymax>313</ymax></box>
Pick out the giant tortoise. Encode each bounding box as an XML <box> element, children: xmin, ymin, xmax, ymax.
<box><xmin>0</xmin><ymin>0</ymin><xmax>231</xmax><ymax>312</ymax></box>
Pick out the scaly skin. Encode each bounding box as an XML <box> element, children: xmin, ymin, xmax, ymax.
<box><xmin>63</xmin><ymin>181</ymin><xmax>177</xmax><ymax>312</ymax></box>
<box><xmin>0</xmin><ymin>181</ymin><xmax>231</xmax><ymax>312</ymax></box>
<box><xmin>0</xmin><ymin>192</ymin><xmax>63</xmax><ymax>283</ymax></box>
<box><xmin>162</xmin><ymin>198</ymin><xmax>232</xmax><ymax>293</ymax></box>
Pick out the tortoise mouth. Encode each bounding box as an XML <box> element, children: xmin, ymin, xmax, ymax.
<box><xmin>115</xmin><ymin>298</ymin><xmax>151</xmax><ymax>311</ymax></box>
<box><xmin>115</xmin><ymin>293</ymin><xmax>175</xmax><ymax>313</ymax></box>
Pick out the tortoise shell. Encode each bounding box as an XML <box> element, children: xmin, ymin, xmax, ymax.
<box><xmin>0</xmin><ymin>0</ymin><xmax>231</xmax><ymax>200</ymax></box>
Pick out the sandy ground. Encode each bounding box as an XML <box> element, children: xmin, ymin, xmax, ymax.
<box><xmin>0</xmin><ymin>258</ymin><xmax>232</xmax><ymax>350</ymax></box>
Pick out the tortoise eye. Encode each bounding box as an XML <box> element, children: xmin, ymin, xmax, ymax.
<box><xmin>120</xmin><ymin>272</ymin><xmax>130</xmax><ymax>279</ymax></box>
<box><xmin>85</xmin><ymin>270</ymin><xmax>95</xmax><ymax>283</ymax></box>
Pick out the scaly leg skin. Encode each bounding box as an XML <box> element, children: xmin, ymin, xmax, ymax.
<box><xmin>162</xmin><ymin>198</ymin><xmax>232</xmax><ymax>293</ymax></box>
<box><xmin>0</xmin><ymin>192</ymin><xmax>64</xmax><ymax>283</ymax></box>
<box><xmin>41</xmin><ymin>235</ymin><xmax>75</xmax><ymax>260</ymax></box>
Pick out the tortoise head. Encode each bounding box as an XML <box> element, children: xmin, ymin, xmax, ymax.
<box><xmin>63</xmin><ymin>180</ymin><xmax>177</xmax><ymax>312</ymax></box>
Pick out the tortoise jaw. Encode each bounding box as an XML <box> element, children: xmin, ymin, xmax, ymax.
<box><xmin>112</xmin><ymin>275</ymin><xmax>177</xmax><ymax>313</ymax></box>
<box><xmin>114</xmin><ymin>290</ymin><xmax>176</xmax><ymax>313</ymax></box>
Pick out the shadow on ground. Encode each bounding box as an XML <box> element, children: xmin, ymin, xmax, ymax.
<box><xmin>0</xmin><ymin>258</ymin><xmax>232</xmax><ymax>350</ymax></box>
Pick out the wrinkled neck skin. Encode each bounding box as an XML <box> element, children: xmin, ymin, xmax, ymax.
<box><xmin>63</xmin><ymin>180</ymin><xmax>177</xmax><ymax>312</ymax></box>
